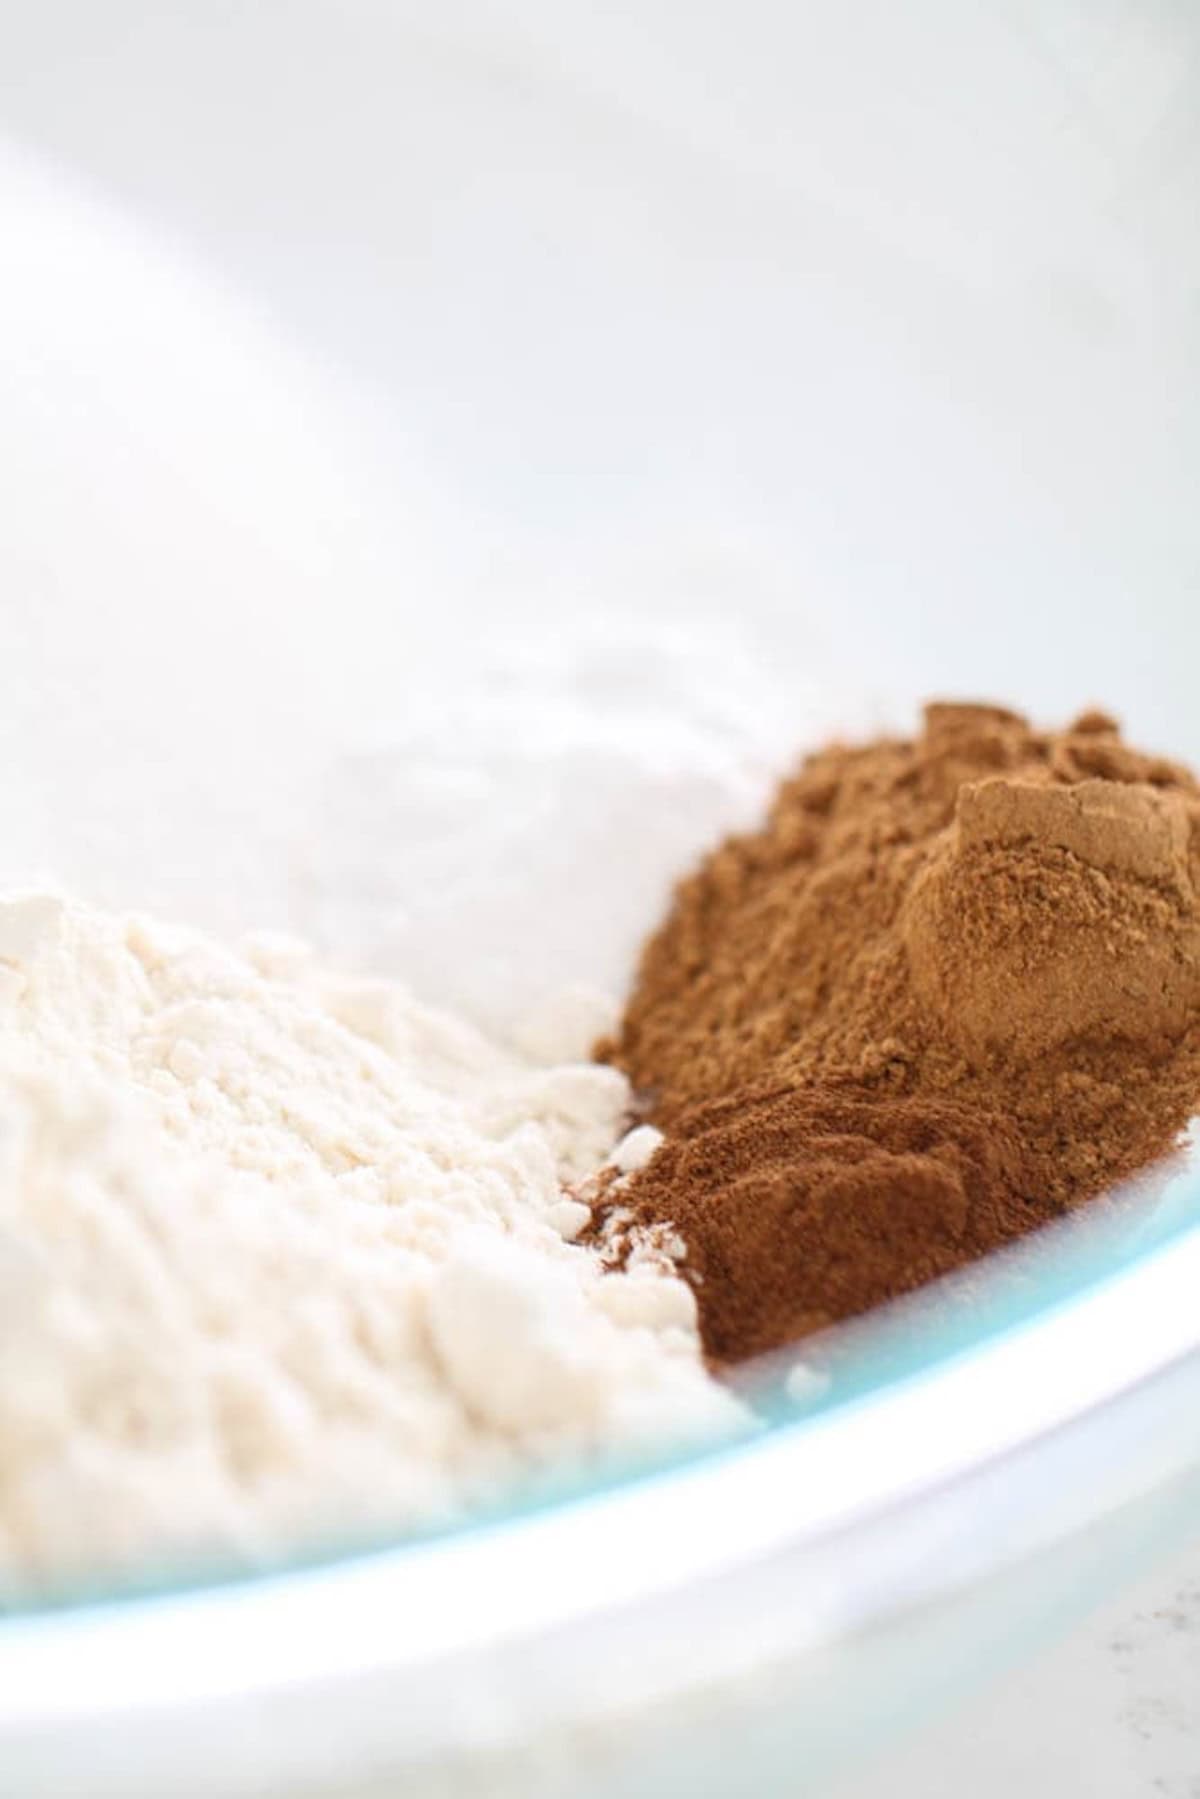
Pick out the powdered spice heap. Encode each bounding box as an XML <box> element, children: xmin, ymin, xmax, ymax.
<box><xmin>600</xmin><ymin>704</ymin><xmax>1200</xmax><ymax>1361</ymax></box>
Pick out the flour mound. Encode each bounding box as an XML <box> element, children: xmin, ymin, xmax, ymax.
<box><xmin>0</xmin><ymin>894</ymin><xmax>740</xmax><ymax>1597</ymax></box>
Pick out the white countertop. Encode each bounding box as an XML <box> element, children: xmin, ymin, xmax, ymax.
<box><xmin>839</xmin><ymin>1534</ymin><xmax>1200</xmax><ymax>1799</ymax></box>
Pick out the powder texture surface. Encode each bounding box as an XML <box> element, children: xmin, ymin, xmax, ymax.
<box><xmin>0</xmin><ymin>894</ymin><xmax>741</xmax><ymax>1599</ymax></box>
<box><xmin>602</xmin><ymin>704</ymin><xmax>1200</xmax><ymax>1360</ymax></box>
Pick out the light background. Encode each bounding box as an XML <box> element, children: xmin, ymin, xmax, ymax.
<box><xmin>3</xmin><ymin>1</ymin><xmax>1199</xmax><ymax>739</ymax></box>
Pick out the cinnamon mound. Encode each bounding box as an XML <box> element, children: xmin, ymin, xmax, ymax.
<box><xmin>600</xmin><ymin>704</ymin><xmax>1200</xmax><ymax>1360</ymax></box>
<box><xmin>624</xmin><ymin>1084</ymin><xmax>1037</xmax><ymax>1362</ymax></box>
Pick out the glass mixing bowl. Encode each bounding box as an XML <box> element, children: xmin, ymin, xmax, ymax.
<box><xmin>2</xmin><ymin>6</ymin><xmax>1200</xmax><ymax>1794</ymax></box>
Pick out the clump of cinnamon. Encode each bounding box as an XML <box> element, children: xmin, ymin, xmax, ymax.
<box><xmin>599</xmin><ymin>704</ymin><xmax>1200</xmax><ymax>1361</ymax></box>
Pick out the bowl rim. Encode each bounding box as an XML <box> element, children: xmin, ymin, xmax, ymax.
<box><xmin>3</xmin><ymin>1158</ymin><xmax>1199</xmax><ymax>1749</ymax></box>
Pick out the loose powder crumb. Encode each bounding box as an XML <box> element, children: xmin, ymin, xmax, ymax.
<box><xmin>601</xmin><ymin>703</ymin><xmax>1200</xmax><ymax>1361</ymax></box>
<box><xmin>0</xmin><ymin>893</ymin><xmax>742</xmax><ymax>1598</ymax></box>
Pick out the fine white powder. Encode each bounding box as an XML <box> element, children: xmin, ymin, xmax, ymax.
<box><xmin>0</xmin><ymin>892</ymin><xmax>743</xmax><ymax>1597</ymax></box>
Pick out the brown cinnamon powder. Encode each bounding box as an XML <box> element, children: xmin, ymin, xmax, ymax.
<box><xmin>599</xmin><ymin>704</ymin><xmax>1200</xmax><ymax>1362</ymax></box>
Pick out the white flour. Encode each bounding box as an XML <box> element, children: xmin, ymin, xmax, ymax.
<box><xmin>0</xmin><ymin>892</ymin><xmax>742</xmax><ymax>1597</ymax></box>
